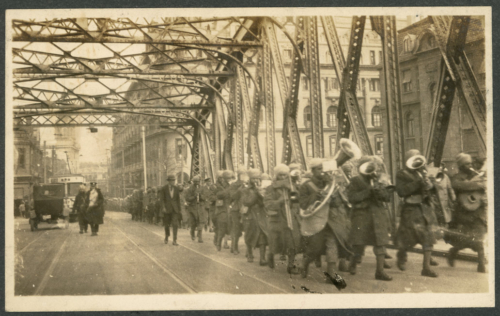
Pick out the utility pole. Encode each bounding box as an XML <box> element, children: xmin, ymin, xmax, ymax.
<box><xmin>43</xmin><ymin>141</ymin><xmax>46</xmax><ymax>183</ymax></box>
<box><xmin>141</xmin><ymin>126</ymin><xmax>147</xmax><ymax>189</ymax></box>
<box><xmin>52</xmin><ymin>146</ymin><xmax>56</xmax><ymax>176</ymax></box>
<box><xmin>122</xmin><ymin>150</ymin><xmax>126</xmax><ymax>197</ymax></box>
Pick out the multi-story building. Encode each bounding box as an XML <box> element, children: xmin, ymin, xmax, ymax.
<box><xmin>396</xmin><ymin>16</ymin><xmax>485</xmax><ymax>173</ymax></box>
<box><xmin>109</xmin><ymin>16</ymin><xmax>413</xmax><ymax>196</ymax></box>
<box><xmin>39</xmin><ymin>127</ymin><xmax>81</xmax><ymax>174</ymax></box>
<box><xmin>14</xmin><ymin>128</ymin><xmax>43</xmax><ymax>215</ymax></box>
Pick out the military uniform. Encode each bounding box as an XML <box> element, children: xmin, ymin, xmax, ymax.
<box><xmin>448</xmin><ymin>167</ymin><xmax>487</xmax><ymax>272</ymax></box>
<box><xmin>242</xmin><ymin>183</ymin><xmax>268</xmax><ymax>264</ymax></box>
<box><xmin>185</xmin><ymin>179</ymin><xmax>209</xmax><ymax>242</ymax></box>
<box><xmin>228</xmin><ymin>179</ymin><xmax>246</xmax><ymax>254</ymax></box>
<box><xmin>263</xmin><ymin>168</ymin><xmax>302</xmax><ymax>273</ymax></box>
<box><xmin>214</xmin><ymin>176</ymin><xmax>232</xmax><ymax>251</ymax></box>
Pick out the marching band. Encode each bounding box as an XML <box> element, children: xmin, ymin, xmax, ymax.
<box><xmin>122</xmin><ymin>138</ymin><xmax>488</xmax><ymax>288</ymax></box>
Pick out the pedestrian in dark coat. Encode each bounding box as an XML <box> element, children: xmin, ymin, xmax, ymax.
<box><xmin>447</xmin><ymin>153</ymin><xmax>487</xmax><ymax>273</ymax></box>
<box><xmin>394</xmin><ymin>150</ymin><xmax>440</xmax><ymax>278</ymax></box>
<box><xmin>346</xmin><ymin>158</ymin><xmax>393</xmax><ymax>281</ymax></box>
<box><xmin>73</xmin><ymin>185</ymin><xmax>88</xmax><ymax>233</ymax></box>
<box><xmin>263</xmin><ymin>164</ymin><xmax>302</xmax><ymax>274</ymax></box>
<box><xmin>228</xmin><ymin>168</ymin><xmax>249</xmax><ymax>255</ymax></box>
<box><xmin>84</xmin><ymin>182</ymin><xmax>105</xmax><ymax>236</ymax></box>
<box><xmin>242</xmin><ymin>169</ymin><xmax>268</xmax><ymax>265</ymax></box>
<box><xmin>159</xmin><ymin>175</ymin><xmax>183</xmax><ymax>245</ymax></box>
<box><xmin>213</xmin><ymin>170</ymin><xmax>233</xmax><ymax>251</ymax></box>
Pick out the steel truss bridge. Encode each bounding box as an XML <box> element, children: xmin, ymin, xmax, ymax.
<box><xmin>12</xmin><ymin>16</ymin><xmax>486</xmax><ymax>182</ymax></box>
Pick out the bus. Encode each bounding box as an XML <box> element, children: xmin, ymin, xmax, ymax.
<box><xmin>49</xmin><ymin>174</ymin><xmax>86</xmax><ymax>223</ymax></box>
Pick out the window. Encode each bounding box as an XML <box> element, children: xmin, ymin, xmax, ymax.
<box><xmin>427</xmin><ymin>35</ymin><xmax>436</xmax><ymax>48</ymax></box>
<box><xmin>326</xmin><ymin>106</ymin><xmax>338</xmax><ymax>128</ymax></box>
<box><xmin>379</xmin><ymin>51</ymin><xmax>383</xmax><ymax>64</ymax></box>
<box><xmin>284</xmin><ymin>49</ymin><xmax>292</xmax><ymax>61</ymax></box>
<box><xmin>333</xmin><ymin>78</ymin><xmax>339</xmax><ymax>90</ymax></box>
<box><xmin>303</xmin><ymin>77</ymin><xmax>309</xmax><ymax>90</ymax></box>
<box><xmin>403</xmin><ymin>37</ymin><xmax>413</xmax><ymax>52</ymax></box>
<box><xmin>286</xmin><ymin>16</ymin><xmax>294</xmax><ymax>24</ymax></box>
<box><xmin>372</xmin><ymin>105</ymin><xmax>382</xmax><ymax>127</ymax></box>
<box><xmin>325</xmin><ymin>78</ymin><xmax>338</xmax><ymax>92</ymax></box>
<box><xmin>405</xmin><ymin>111</ymin><xmax>415</xmax><ymax>137</ymax></box>
<box><xmin>369</xmin><ymin>79</ymin><xmax>380</xmax><ymax>91</ymax></box>
<box><xmin>306</xmin><ymin>136</ymin><xmax>313</xmax><ymax>157</ymax></box>
<box><xmin>303</xmin><ymin>105</ymin><xmax>312</xmax><ymax>128</ymax></box>
<box><xmin>370</xmin><ymin>50</ymin><xmax>376</xmax><ymax>65</ymax></box>
<box><xmin>359</xmin><ymin>53</ymin><xmax>363</xmax><ymax>65</ymax></box>
<box><xmin>17</xmin><ymin>148</ymin><xmax>25</xmax><ymax>169</ymax></box>
<box><xmin>329</xmin><ymin>136</ymin><xmax>337</xmax><ymax>156</ymax></box>
<box><xmin>402</xmin><ymin>69</ymin><xmax>412</xmax><ymax>92</ymax></box>
<box><xmin>375</xmin><ymin>135</ymin><xmax>384</xmax><ymax>155</ymax></box>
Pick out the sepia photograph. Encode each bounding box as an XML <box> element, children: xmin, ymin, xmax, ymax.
<box><xmin>4</xmin><ymin>6</ymin><xmax>495</xmax><ymax>311</ymax></box>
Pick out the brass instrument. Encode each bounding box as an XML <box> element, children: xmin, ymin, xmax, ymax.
<box><xmin>300</xmin><ymin>138</ymin><xmax>362</xmax><ymax>218</ymax></box>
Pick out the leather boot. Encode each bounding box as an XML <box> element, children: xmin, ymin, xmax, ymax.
<box><xmin>349</xmin><ymin>256</ymin><xmax>358</xmax><ymax>275</ymax></box>
<box><xmin>325</xmin><ymin>263</ymin><xmax>347</xmax><ymax>290</ymax></box>
<box><xmin>375</xmin><ymin>254</ymin><xmax>392</xmax><ymax>281</ymax></box>
<box><xmin>301</xmin><ymin>256</ymin><xmax>313</xmax><ymax>278</ymax></box>
<box><xmin>267</xmin><ymin>253</ymin><xmax>275</xmax><ymax>269</ymax></box>
<box><xmin>259</xmin><ymin>246</ymin><xmax>268</xmax><ymax>266</ymax></box>
<box><xmin>447</xmin><ymin>247</ymin><xmax>458</xmax><ymax>267</ymax></box>
<box><xmin>198</xmin><ymin>229</ymin><xmax>203</xmax><ymax>243</ymax></box>
<box><xmin>397</xmin><ymin>249</ymin><xmax>407</xmax><ymax>271</ymax></box>
<box><xmin>421</xmin><ymin>250</ymin><xmax>438</xmax><ymax>277</ymax></box>
<box><xmin>190</xmin><ymin>226</ymin><xmax>196</xmax><ymax>241</ymax></box>
<box><xmin>233</xmin><ymin>237</ymin><xmax>240</xmax><ymax>255</ymax></box>
<box><xmin>247</xmin><ymin>246</ymin><xmax>254</xmax><ymax>263</ymax></box>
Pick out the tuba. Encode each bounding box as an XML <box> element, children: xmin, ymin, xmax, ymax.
<box><xmin>300</xmin><ymin>138</ymin><xmax>362</xmax><ymax>218</ymax></box>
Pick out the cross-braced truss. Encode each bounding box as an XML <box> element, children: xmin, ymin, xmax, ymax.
<box><xmin>12</xmin><ymin>15</ymin><xmax>484</xmax><ymax>184</ymax></box>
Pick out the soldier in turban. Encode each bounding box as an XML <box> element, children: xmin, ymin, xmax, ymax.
<box><xmin>447</xmin><ymin>153</ymin><xmax>487</xmax><ymax>273</ymax></box>
<box><xmin>263</xmin><ymin>164</ymin><xmax>302</xmax><ymax>274</ymax></box>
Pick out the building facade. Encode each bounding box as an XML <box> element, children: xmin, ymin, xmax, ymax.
<box><xmin>396</xmin><ymin>16</ymin><xmax>485</xmax><ymax>173</ymax></box>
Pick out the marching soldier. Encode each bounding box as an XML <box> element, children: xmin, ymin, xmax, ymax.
<box><xmin>299</xmin><ymin>159</ymin><xmax>352</xmax><ymax>282</ymax></box>
<box><xmin>228</xmin><ymin>168</ymin><xmax>249</xmax><ymax>255</ymax></box>
<box><xmin>241</xmin><ymin>168</ymin><xmax>269</xmax><ymax>265</ymax></box>
<box><xmin>394</xmin><ymin>150</ymin><xmax>440</xmax><ymax>278</ymax></box>
<box><xmin>185</xmin><ymin>176</ymin><xmax>209</xmax><ymax>243</ymax></box>
<box><xmin>346</xmin><ymin>157</ymin><xmax>393</xmax><ymax>281</ymax></box>
<box><xmin>447</xmin><ymin>153</ymin><xmax>487</xmax><ymax>273</ymax></box>
<box><xmin>263</xmin><ymin>164</ymin><xmax>302</xmax><ymax>275</ymax></box>
<box><xmin>214</xmin><ymin>170</ymin><xmax>234</xmax><ymax>251</ymax></box>
<box><xmin>159</xmin><ymin>175</ymin><xmax>183</xmax><ymax>245</ymax></box>
<box><xmin>203</xmin><ymin>177</ymin><xmax>213</xmax><ymax>232</ymax></box>
<box><xmin>84</xmin><ymin>182</ymin><xmax>105</xmax><ymax>236</ymax></box>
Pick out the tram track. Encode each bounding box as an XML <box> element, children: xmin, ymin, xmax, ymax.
<box><xmin>132</xmin><ymin>221</ymin><xmax>289</xmax><ymax>294</ymax></box>
<box><xmin>110</xmin><ymin>219</ymin><xmax>197</xmax><ymax>294</ymax></box>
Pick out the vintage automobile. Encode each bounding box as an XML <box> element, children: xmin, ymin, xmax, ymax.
<box><xmin>30</xmin><ymin>183</ymin><xmax>70</xmax><ymax>231</ymax></box>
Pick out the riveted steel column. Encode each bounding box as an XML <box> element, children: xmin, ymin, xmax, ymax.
<box><xmin>190</xmin><ymin>125</ymin><xmax>201</xmax><ymax>178</ymax></box>
<box><xmin>261</xmin><ymin>26</ymin><xmax>276</xmax><ymax>176</ymax></box>
<box><xmin>372</xmin><ymin>16</ymin><xmax>404</xmax><ymax>176</ymax></box>
<box><xmin>247</xmin><ymin>51</ymin><xmax>264</xmax><ymax>171</ymax></box>
<box><xmin>426</xmin><ymin>16</ymin><xmax>486</xmax><ymax>164</ymax></box>
<box><xmin>281</xmin><ymin>17</ymin><xmax>306</xmax><ymax>168</ymax></box>
<box><xmin>303</xmin><ymin>16</ymin><xmax>324</xmax><ymax>158</ymax></box>
<box><xmin>233</xmin><ymin>67</ymin><xmax>245</xmax><ymax>169</ymax></box>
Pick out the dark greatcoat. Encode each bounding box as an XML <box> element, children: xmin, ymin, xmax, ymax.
<box><xmin>446</xmin><ymin>170</ymin><xmax>487</xmax><ymax>249</ymax></box>
<box><xmin>84</xmin><ymin>188</ymin><xmax>105</xmax><ymax>225</ymax></box>
<box><xmin>263</xmin><ymin>180</ymin><xmax>302</xmax><ymax>254</ymax></box>
<box><xmin>159</xmin><ymin>184</ymin><xmax>182</xmax><ymax>224</ymax></box>
<box><xmin>184</xmin><ymin>184</ymin><xmax>209</xmax><ymax>225</ymax></box>
<box><xmin>241</xmin><ymin>185</ymin><xmax>268</xmax><ymax>249</ymax></box>
<box><xmin>72</xmin><ymin>191</ymin><xmax>87</xmax><ymax>226</ymax></box>
<box><xmin>214</xmin><ymin>178</ymin><xmax>231</xmax><ymax>235</ymax></box>
<box><xmin>347</xmin><ymin>175</ymin><xmax>391</xmax><ymax>247</ymax></box>
<box><xmin>299</xmin><ymin>176</ymin><xmax>352</xmax><ymax>258</ymax></box>
<box><xmin>229</xmin><ymin>180</ymin><xmax>246</xmax><ymax>237</ymax></box>
<box><xmin>394</xmin><ymin>169</ymin><xmax>439</xmax><ymax>249</ymax></box>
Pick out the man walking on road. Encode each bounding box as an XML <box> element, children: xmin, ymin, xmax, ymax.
<box><xmin>159</xmin><ymin>175</ymin><xmax>183</xmax><ymax>245</ymax></box>
<box><xmin>84</xmin><ymin>182</ymin><xmax>105</xmax><ymax>236</ymax></box>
